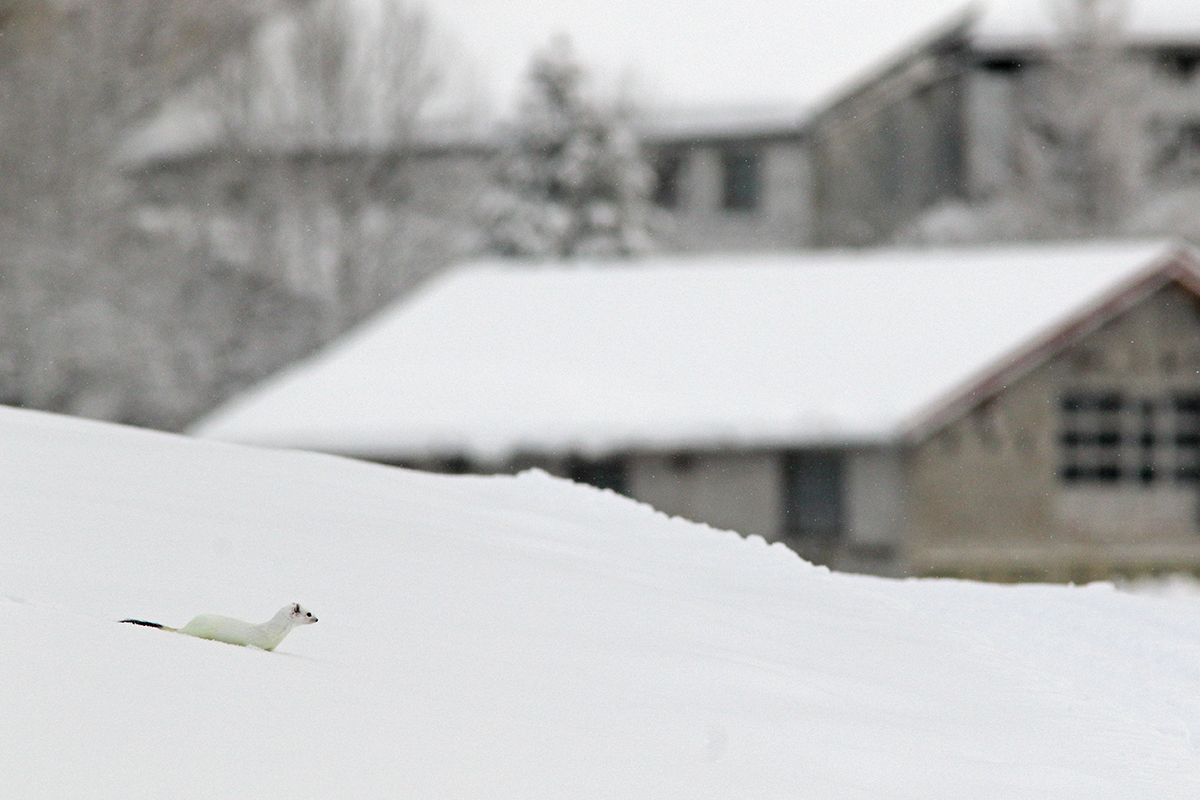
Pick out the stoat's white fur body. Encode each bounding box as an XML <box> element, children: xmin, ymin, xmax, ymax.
<box><xmin>122</xmin><ymin>604</ymin><xmax>317</xmax><ymax>651</ymax></box>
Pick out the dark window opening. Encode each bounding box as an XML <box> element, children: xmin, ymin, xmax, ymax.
<box><xmin>1175</xmin><ymin>394</ymin><xmax>1200</xmax><ymax>483</ymax></box>
<box><xmin>437</xmin><ymin>455</ymin><xmax>472</xmax><ymax>475</ymax></box>
<box><xmin>978</xmin><ymin>57</ymin><xmax>1024</xmax><ymax>74</ymax></box>
<box><xmin>720</xmin><ymin>146</ymin><xmax>761</xmax><ymax>211</ymax></box>
<box><xmin>652</xmin><ymin>152</ymin><xmax>686</xmax><ymax>208</ymax></box>
<box><xmin>781</xmin><ymin>451</ymin><xmax>844</xmax><ymax>541</ymax></box>
<box><xmin>546</xmin><ymin>178</ymin><xmax>568</xmax><ymax>202</ymax></box>
<box><xmin>225</xmin><ymin>180</ymin><xmax>250</xmax><ymax>205</ymax></box>
<box><xmin>1156</xmin><ymin>120</ymin><xmax>1200</xmax><ymax>176</ymax></box>
<box><xmin>1158</xmin><ymin>50</ymin><xmax>1200</xmax><ymax>80</ymax></box>
<box><xmin>1175</xmin><ymin>123</ymin><xmax>1200</xmax><ymax>154</ymax></box>
<box><xmin>567</xmin><ymin>455</ymin><xmax>628</xmax><ymax>494</ymax></box>
<box><xmin>668</xmin><ymin>452</ymin><xmax>695</xmax><ymax>473</ymax></box>
<box><xmin>1059</xmin><ymin>392</ymin><xmax>1126</xmax><ymax>483</ymax></box>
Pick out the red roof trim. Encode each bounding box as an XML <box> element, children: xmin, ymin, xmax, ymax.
<box><xmin>903</xmin><ymin>246</ymin><xmax>1200</xmax><ymax>443</ymax></box>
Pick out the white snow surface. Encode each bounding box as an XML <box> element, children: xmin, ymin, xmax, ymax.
<box><xmin>3</xmin><ymin>405</ymin><xmax>1200</xmax><ymax>796</ymax></box>
<box><xmin>195</xmin><ymin>240</ymin><xmax>1182</xmax><ymax>461</ymax></box>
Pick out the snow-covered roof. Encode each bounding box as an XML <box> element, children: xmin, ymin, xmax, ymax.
<box><xmin>635</xmin><ymin>105</ymin><xmax>809</xmax><ymax>143</ymax></box>
<box><xmin>973</xmin><ymin>0</ymin><xmax>1200</xmax><ymax>48</ymax></box>
<box><xmin>193</xmin><ymin>240</ymin><xmax>1191</xmax><ymax>461</ymax></box>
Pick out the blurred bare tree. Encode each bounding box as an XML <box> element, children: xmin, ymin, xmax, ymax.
<box><xmin>175</xmin><ymin>0</ymin><xmax>458</xmax><ymax>333</ymax></box>
<box><xmin>0</xmin><ymin>0</ymin><xmax>462</xmax><ymax>429</ymax></box>
<box><xmin>900</xmin><ymin>0</ymin><xmax>1144</xmax><ymax>244</ymax></box>
<box><xmin>213</xmin><ymin>0</ymin><xmax>438</xmax><ymax>148</ymax></box>
<box><xmin>482</xmin><ymin>36</ymin><xmax>653</xmax><ymax>259</ymax></box>
<box><xmin>0</xmin><ymin>0</ymin><xmax>288</xmax><ymax>236</ymax></box>
<box><xmin>0</xmin><ymin>0</ymin><xmax>304</xmax><ymax>426</ymax></box>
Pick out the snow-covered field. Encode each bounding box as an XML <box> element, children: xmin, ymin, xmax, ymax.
<box><xmin>2</xmin><ymin>405</ymin><xmax>1199</xmax><ymax>797</ymax></box>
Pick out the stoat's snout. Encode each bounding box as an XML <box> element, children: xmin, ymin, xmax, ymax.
<box><xmin>291</xmin><ymin>603</ymin><xmax>318</xmax><ymax>625</ymax></box>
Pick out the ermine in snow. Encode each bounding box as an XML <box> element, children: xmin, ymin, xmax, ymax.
<box><xmin>121</xmin><ymin>603</ymin><xmax>317</xmax><ymax>651</ymax></box>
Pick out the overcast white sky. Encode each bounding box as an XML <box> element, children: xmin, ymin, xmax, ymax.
<box><xmin>424</xmin><ymin>0</ymin><xmax>971</xmax><ymax>115</ymax></box>
<box><xmin>423</xmin><ymin>0</ymin><xmax>1200</xmax><ymax>117</ymax></box>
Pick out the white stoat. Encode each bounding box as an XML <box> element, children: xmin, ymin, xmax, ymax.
<box><xmin>121</xmin><ymin>603</ymin><xmax>318</xmax><ymax>651</ymax></box>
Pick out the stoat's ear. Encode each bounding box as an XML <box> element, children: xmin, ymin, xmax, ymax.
<box><xmin>292</xmin><ymin>603</ymin><xmax>301</xmax><ymax>614</ymax></box>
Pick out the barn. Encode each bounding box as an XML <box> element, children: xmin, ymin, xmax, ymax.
<box><xmin>194</xmin><ymin>240</ymin><xmax>1200</xmax><ymax>580</ymax></box>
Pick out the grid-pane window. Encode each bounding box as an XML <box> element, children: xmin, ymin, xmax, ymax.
<box><xmin>1175</xmin><ymin>395</ymin><xmax>1200</xmax><ymax>482</ymax></box>
<box><xmin>1060</xmin><ymin>393</ymin><xmax>1125</xmax><ymax>482</ymax></box>
<box><xmin>1060</xmin><ymin>391</ymin><xmax>1200</xmax><ymax>485</ymax></box>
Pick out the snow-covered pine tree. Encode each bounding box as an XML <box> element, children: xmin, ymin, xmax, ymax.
<box><xmin>482</xmin><ymin>36</ymin><xmax>653</xmax><ymax>259</ymax></box>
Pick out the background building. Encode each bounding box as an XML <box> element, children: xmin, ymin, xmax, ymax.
<box><xmin>193</xmin><ymin>240</ymin><xmax>1200</xmax><ymax>580</ymax></box>
<box><xmin>811</xmin><ymin>6</ymin><xmax>1200</xmax><ymax>246</ymax></box>
<box><xmin>637</xmin><ymin>107</ymin><xmax>811</xmax><ymax>252</ymax></box>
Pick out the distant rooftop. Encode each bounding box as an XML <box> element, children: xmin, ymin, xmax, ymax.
<box><xmin>122</xmin><ymin>0</ymin><xmax>1200</xmax><ymax>167</ymax></box>
<box><xmin>973</xmin><ymin>0</ymin><xmax>1200</xmax><ymax>47</ymax></box>
<box><xmin>193</xmin><ymin>239</ymin><xmax>1189</xmax><ymax>462</ymax></box>
<box><xmin>634</xmin><ymin>105</ymin><xmax>809</xmax><ymax>143</ymax></box>
<box><xmin>123</xmin><ymin>101</ymin><xmax>817</xmax><ymax>166</ymax></box>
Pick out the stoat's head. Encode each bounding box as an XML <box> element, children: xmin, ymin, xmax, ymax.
<box><xmin>290</xmin><ymin>603</ymin><xmax>318</xmax><ymax>625</ymax></box>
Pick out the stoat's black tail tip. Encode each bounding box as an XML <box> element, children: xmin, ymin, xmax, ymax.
<box><xmin>120</xmin><ymin>619</ymin><xmax>166</xmax><ymax>629</ymax></box>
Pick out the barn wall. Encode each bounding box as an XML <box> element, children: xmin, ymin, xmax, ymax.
<box><xmin>627</xmin><ymin>447</ymin><xmax>906</xmax><ymax>576</ymax></box>
<box><xmin>906</xmin><ymin>282</ymin><xmax>1200</xmax><ymax>581</ymax></box>
<box><xmin>627</xmin><ymin>451</ymin><xmax>784</xmax><ymax>541</ymax></box>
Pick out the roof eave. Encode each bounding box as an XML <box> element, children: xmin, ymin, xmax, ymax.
<box><xmin>902</xmin><ymin>243</ymin><xmax>1200</xmax><ymax>444</ymax></box>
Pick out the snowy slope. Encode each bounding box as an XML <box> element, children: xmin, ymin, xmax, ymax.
<box><xmin>2</xmin><ymin>405</ymin><xmax>1199</xmax><ymax>797</ymax></box>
